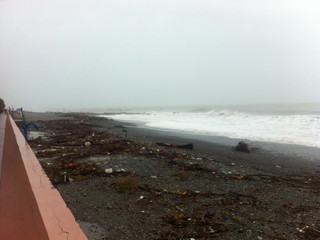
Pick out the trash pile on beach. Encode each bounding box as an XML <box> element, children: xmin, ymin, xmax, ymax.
<box><xmin>27</xmin><ymin>113</ymin><xmax>320</xmax><ymax>240</ymax></box>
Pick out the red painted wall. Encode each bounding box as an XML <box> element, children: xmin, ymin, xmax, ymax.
<box><xmin>0</xmin><ymin>113</ymin><xmax>88</xmax><ymax>240</ymax></box>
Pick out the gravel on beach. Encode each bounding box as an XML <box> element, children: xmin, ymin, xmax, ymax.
<box><xmin>24</xmin><ymin>112</ymin><xmax>320</xmax><ymax>240</ymax></box>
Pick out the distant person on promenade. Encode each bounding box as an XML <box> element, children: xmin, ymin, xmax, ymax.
<box><xmin>0</xmin><ymin>98</ymin><xmax>5</xmax><ymax>113</ymax></box>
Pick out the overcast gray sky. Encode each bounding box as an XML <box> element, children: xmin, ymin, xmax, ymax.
<box><xmin>0</xmin><ymin>0</ymin><xmax>319</xmax><ymax>111</ymax></box>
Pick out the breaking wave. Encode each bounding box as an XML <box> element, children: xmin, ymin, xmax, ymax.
<box><xmin>101</xmin><ymin>108</ymin><xmax>320</xmax><ymax>148</ymax></box>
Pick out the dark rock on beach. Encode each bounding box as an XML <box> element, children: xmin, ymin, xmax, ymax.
<box><xmin>234</xmin><ymin>141</ymin><xmax>252</xmax><ymax>153</ymax></box>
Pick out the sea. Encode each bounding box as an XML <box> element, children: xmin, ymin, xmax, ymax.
<box><xmin>100</xmin><ymin>103</ymin><xmax>320</xmax><ymax>149</ymax></box>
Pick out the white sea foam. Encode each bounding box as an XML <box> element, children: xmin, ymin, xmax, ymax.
<box><xmin>101</xmin><ymin>106</ymin><xmax>320</xmax><ymax>148</ymax></box>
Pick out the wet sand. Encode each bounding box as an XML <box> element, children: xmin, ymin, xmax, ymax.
<box><xmin>24</xmin><ymin>112</ymin><xmax>320</xmax><ymax>240</ymax></box>
<box><xmin>91</xmin><ymin>116</ymin><xmax>320</xmax><ymax>175</ymax></box>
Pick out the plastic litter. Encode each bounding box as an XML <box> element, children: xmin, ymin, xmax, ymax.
<box><xmin>220</xmin><ymin>170</ymin><xmax>229</xmax><ymax>175</ymax></box>
<box><xmin>105</xmin><ymin>168</ymin><xmax>113</xmax><ymax>173</ymax></box>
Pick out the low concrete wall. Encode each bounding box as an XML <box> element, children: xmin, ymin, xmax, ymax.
<box><xmin>0</xmin><ymin>112</ymin><xmax>88</xmax><ymax>240</ymax></box>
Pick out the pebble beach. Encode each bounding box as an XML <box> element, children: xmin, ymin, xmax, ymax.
<box><xmin>25</xmin><ymin>111</ymin><xmax>320</xmax><ymax>240</ymax></box>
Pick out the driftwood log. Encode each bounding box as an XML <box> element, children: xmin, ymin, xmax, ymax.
<box><xmin>157</xmin><ymin>142</ymin><xmax>193</xmax><ymax>150</ymax></box>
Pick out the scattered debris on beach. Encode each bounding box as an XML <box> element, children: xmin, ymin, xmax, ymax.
<box><xmin>28</xmin><ymin>114</ymin><xmax>204</xmax><ymax>185</ymax></box>
<box><xmin>27</xmin><ymin>113</ymin><xmax>320</xmax><ymax>240</ymax></box>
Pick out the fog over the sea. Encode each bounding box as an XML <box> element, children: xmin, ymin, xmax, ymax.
<box><xmin>0</xmin><ymin>0</ymin><xmax>319</xmax><ymax>111</ymax></box>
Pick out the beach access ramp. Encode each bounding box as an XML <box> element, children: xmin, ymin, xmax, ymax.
<box><xmin>0</xmin><ymin>112</ymin><xmax>88</xmax><ymax>240</ymax></box>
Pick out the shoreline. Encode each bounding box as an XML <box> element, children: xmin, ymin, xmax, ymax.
<box><xmin>92</xmin><ymin>116</ymin><xmax>320</xmax><ymax>175</ymax></box>
<box><xmin>144</xmin><ymin>125</ymin><xmax>320</xmax><ymax>159</ymax></box>
<box><xmin>25</xmin><ymin>112</ymin><xmax>320</xmax><ymax>240</ymax></box>
<box><xmin>97</xmin><ymin>114</ymin><xmax>320</xmax><ymax>160</ymax></box>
